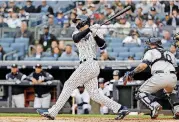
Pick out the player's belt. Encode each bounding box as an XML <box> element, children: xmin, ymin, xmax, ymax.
<box><xmin>80</xmin><ymin>58</ymin><xmax>97</xmax><ymax>64</ymax></box>
<box><xmin>154</xmin><ymin>70</ymin><xmax>175</xmax><ymax>74</ymax></box>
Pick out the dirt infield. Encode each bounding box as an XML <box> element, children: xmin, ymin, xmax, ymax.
<box><xmin>0</xmin><ymin>116</ymin><xmax>179</xmax><ymax>122</ymax></box>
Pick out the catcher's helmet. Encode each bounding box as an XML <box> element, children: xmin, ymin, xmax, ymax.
<box><xmin>146</xmin><ymin>37</ymin><xmax>162</xmax><ymax>47</ymax></box>
<box><xmin>73</xmin><ymin>15</ymin><xmax>90</xmax><ymax>29</ymax></box>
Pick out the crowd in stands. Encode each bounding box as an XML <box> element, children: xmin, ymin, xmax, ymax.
<box><xmin>0</xmin><ymin>0</ymin><xmax>178</xmax><ymax>61</ymax></box>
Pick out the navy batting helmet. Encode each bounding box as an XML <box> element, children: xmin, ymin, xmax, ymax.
<box><xmin>72</xmin><ymin>15</ymin><xmax>90</xmax><ymax>29</ymax></box>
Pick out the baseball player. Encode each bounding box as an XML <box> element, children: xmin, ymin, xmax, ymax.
<box><xmin>98</xmin><ymin>78</ymin><xmax>110</xmax><ymax>115</ymax></box>
<box><xmin>6</xmin><ymin>64</ymin><xmax>27</xmax><ymax>108</ymax></box>
<box><xmin>27</xmin><ymin>64</ymin><xmax>54</xmax><ymax>108</ymax></box>
<box><xmin>37</xmin><ymin>15</ymin><xmax>129</xmax><ymax>120</ymax></box>
<box><xmin>71</xmin><ymin>85</ymin><xmax>91</xmax><ymax>114</ymax></box>
<box><xmin>123</xmin><ymin>38</ymin><xmax>179</xmax><ymax>119</ymax></box>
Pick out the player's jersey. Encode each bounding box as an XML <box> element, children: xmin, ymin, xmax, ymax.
<box><xmin>99</xmin><ymin>87</ymin><xmax>110</xmax><ymax>97</ymax></box>
<box><xmin>142</xmin><ymin>48</ymin><xmax>177</xmax><ymax>74</ymax></box>
<box><xmin>72</xmin><ymin>29</ymin><xmax>98</xmax><ymax>61</ymax></box>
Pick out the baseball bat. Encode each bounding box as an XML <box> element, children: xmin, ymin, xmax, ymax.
<box><xmin>100</xmin><ymin>6</ymin><xmax>131</xmax><ymax>26</ymax></box>
<box><xmin>72</xmin><ymin>96</ymin><xmax>75</xmax><ymax>115</ymax></box>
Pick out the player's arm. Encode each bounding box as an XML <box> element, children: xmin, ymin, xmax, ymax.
<box><xmin>44</xmin><ymin>72</ymin><xmax>54</xmax><ymax>81</ymax></box>
<box><xmin>94</xmin><ymin>35</ymin><xmax>107</xmax><ymax>50</ymax></box>
<box><xmin>72</xmin><ymin>25</ymin><xmax>91</xmax><ymax>43</ymax></box>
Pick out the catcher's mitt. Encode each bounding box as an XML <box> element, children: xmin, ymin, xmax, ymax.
<box><xmin>123</xmin><ymin>71</ymin><xmax>134</xmax><ymax>86</ymax></box>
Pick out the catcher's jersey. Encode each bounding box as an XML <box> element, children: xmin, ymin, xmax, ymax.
<box><xmin>142</xmin><ymin>48</ymin><xmax>177</xmax><ymax>74</ymax></box>
<box><xmin>72</xmin><ymin>29</ymin><xmax>98</xmax><ymax>61</ymax></box>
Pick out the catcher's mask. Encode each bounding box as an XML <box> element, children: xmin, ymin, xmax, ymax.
<box><xmin>145</xmin><ymin>37</ymin><xmax>162</xmax><ymax>48</ymax></box>
<box><xmin>174</xmin><ymin>32</ymin><xmax>179</xmax><ymax>48</ymax></box>
<box><xmin>72</xmin><ymin>15</ymin><xmax>90</xmax><ymax>30</ymax></box>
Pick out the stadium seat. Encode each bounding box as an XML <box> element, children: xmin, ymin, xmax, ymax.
<box><xmin>0</xmin><ymin>43</ymin><xmax>10</xmax><ymax>47</ymax></box>
<box><xmin>73</xmin><ymin>57</ymin><xmax>79</xmax><ymax>61</ymax></box>
<box><xmin>0</xmin><ymin>38</ymin><xmax>14</xmax><ymax>43</ymax></box>
<box><xmin>15</xmin><ymin>38</ymin><xmax>29</xmax><ymax>51</ymax></box>
<box><xmin>135</xmin><ymin>52</ymin><xmax>143</xmax><ymax>58</ymax></box>
<box><xmin>42</xmin><ymin>52</ymin><xmax>52</xmax><ymax>57</ymax></box>
<box><xmin>109</xmin><ymin>43</ymin><xmax>123</xmax><ymax>48</ymax></box>
<box><xmin>113</xmin><ymin>47</ymin><xmax>129</xmax><ymax>53</ymax></box>
<box><xmin>108</xmin><ymin>52</ymin><xmax>118</xmax><ymax>57</ymax></box>
<box><xmin>134</xmin><ymin>56</ymin><xmax>142</xmax><ymax>60</ymax></box>
<box><xmin>41</xmin><ymin>57</ymin><xmax>57</xmax><ymax>61</ymax></box>
<box><xmin>58</xmin><ymin>57</ymin><xmax>74</xmax><ymax>61</ymax></box>
<box><xmin>11</xmin><ymin>43</ymin><xmax>25</xmax><ymax>59</ymax></box>
<box><xmin>123</xmin><ymin>43</ymin><xmax>140</xmax><ymax>47</ymax></box>
<box><xmin>116</xmin><ymin>57</ymin><xmax>124</xmax><ymax>60</ymax></box>
<box><xmin>3</xmin><ymin>47</ymin><xmax>14</xmax><ymax>53</ymax></box>
<box><xmin>106</xmin><ymin>47</ymin><xmax>113</xmax><ymax>52</ymax></box>
<box><xmin>129</xmin><ymin>47</ymin><xmax>144</xmax><ymax>52</ymax></box>
<box><xmin>118</xmin><ymin>52</ymin><xmax>134</xmax><ymax>59</ymax></box>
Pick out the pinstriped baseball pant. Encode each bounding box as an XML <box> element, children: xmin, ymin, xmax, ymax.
<box><xmin>48</xmin><ymin>60</ymin><xmax>121</xmax><ymax>117</ymax></box>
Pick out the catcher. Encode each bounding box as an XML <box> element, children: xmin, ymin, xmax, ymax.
<box><xmin>123</xmin><ymin>37</ymin><xmax>179</xmax><ymax>119</ymax></box>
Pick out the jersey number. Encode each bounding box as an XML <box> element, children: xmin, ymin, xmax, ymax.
<box><xmin>165</xmin><ymin>54</ymin><xmax>172</xmax><ymax>62</ymax></box>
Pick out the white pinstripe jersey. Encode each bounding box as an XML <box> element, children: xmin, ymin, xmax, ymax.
<box><xmin>72</xmin><ymin>29</ymin><xmax>98</xmax><ymax>61</ymax></box>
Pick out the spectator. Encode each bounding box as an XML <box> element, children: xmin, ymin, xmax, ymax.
<box><xmin>162</xmin><ymin>13</ymin><xmax>170</xmax><ymax>25</ymax></box>
<box><xmin>24</xmin><ymin>0</ymin><xmax>36</xmax><ymax>13</ymax></box>
<box><xmin>105</xmin><ymin>4</ymin><xmax>115</xmax><ymax>19</ymax></box>
<box><xmin>6</xmin><ymin>8</ymin><xmax>14</xmax><ymax>18</ymax></box>
<box><xmin>150</xmin><ymin>7</ymin><xmax>164</xmax><ymax>22</ymax></box>
<box><xmin>77</xmin><ymin>2</ymin><xmax>83</xmax><ymax>15</ymax></box>
<box><xmin>161</xmin><ymin>31</ymin><xmax>172</xmax><ymax>44</ymax></box>
<box><xmin>36</xmin><ymin>0</ymin><xmax>54</xmax><ymax>15</ymax></box>
<box><xmin>5</xmin><ymin>13</ymin><xmax>21</xmax><ymax>28</ymax></box>
<box><xmin>0</xmin><ymin>45</ymin><xmax>5</xmax><ymax>60</ymax></box>
<box><xmin>49</xmin><ymin>40</ymin><xmax>58</xmax><ymax>50</ymax></box>
<box><xmin>114</xmin><ymin>15</ymin><xmax>131</xmax><ymax>28</ymax></box>
<box><xmin>52</xmin><ymin>46</ymin><xmax>61</xmax><ymax>59</ymax></box>
<box><xmin>87</xmin><ymin>4</ymin><xmax>96</xmax><ymax>16</ymax></box>
<box><xmin>123</xmin><ymin>30</ymin><xmax>141</xmax><ymax>45</ymax></box>
<box><xmin>56</xmin><ymin>11</ymin><xmax>66</xmax><ymax>28</ymax></box>
<box><xmin>165</xmin><ymin>1</ymin><xmax>178</xmax><ymax>16</ymax></box>
<box><xmin>33</xmin><ymin>44</ymin><xmax>44</xmax><ymax>59</ymax></box>
<box><xmin>8</xmin><ymin>1</ymin><xmax>19</xmax><ymax>13</ymax></box>
<box><xmin>14</xmin><ymin>21</ymin><xmax>34</xmax><ymax>44</ymax></box>
<box><xmin>39</xmin><ymin>25</ymin><xmax>56</xmax><ymax>51</ymax></box>
<box><xmin>132</xmin><ymin>17</ymin><xmax>144</xmax><ymax>34</ymax></box>
<box><xmin>136</xmin><ymin>1</ymin><xmax>150</xmax><ymax>14</ymax></box>
<box><xmin>167</xmin><ymin>9</ymin><xmax>179</xmax><ymax>27</ymax></box>
<box><xmin>81</xmin><ymin>7</ymin><xmax>88</xmax><ymax>16</ymax></box>
<box><xmin>18</xmin><ymin>6</ymin><xmax>30</xmax><ymax>22</ymax></box>
<box><xmin>27</xmin><ymin>64</ymin><xmax>54</xmax><ymax>108</ymax></box>
<box><xmin>6</xmin><ymin>64</ymin><xmax>27</xmax><ymax>108</ymax></box>
<box><xmin>170</xmin><ymin>44</ymin><xmax>179</xmax><ymax>59</ymax></box>
<box><xmin>71</xmin><ymin>85</ymin><xmax>91</xmax><ymax>114</ymax></box>
<box><xmin>0</xmin><ymin>2</ymin><xmax>8</xmax><ymax>13</ymax></box>
<box><xmin>100</xmin><ymin>51</ymin><xmax>115</xmax><ymax>61</ymax></box>
<box><xmin>58</xmin><ymin>40</ymin><xmax>65</xmax><ymax>52</ymax></box>
<box><xmin>69</xmin><ymin>12</ymin><xmax>77</xmax><ymax>27</ymax></box>
<box><xmin>128</xmin><ymin>56</ymin><xmax>134</xmax><ymax>61</ymax></box>
<box><xmin>98</xmin><ymin>78</ymin><xmax>110</xmax><ymax>115</ymax></box>
<box><xmin>63</xmin><ymin>20</ymin><xmax>70</xmax><ymax>28</ymax></box>
<box><xmin>0</xmin><ymin>16</ymin><xmax>8</xmax><ymax>27</ymax></box>
<box><xmin>145</xmin><ymin>15</ymin><xmax>158</xmax><ymax>30</ymax></box>
<box><xmin>149</xmin><ymin>0</ymin><xmax>163</xmax><ymax>13</ymax></box>
<box><xmin>61</xmin><ymin>44</ymin><xmax>78</xmax><ymax>59</ymax></box>
<box><xmin>95</xmin><ymin>11</ymin><xmax>105</xmax><ymax>24</ymax></box>
<box><xmin>135</xmin><ymin>7</ymin><xmax>144</xmax><ymax>19</ymax></box>
<box><xmin>47</xmin><ymin>14</ymin><xmax>56</xmax><ymax>33</ymax></box>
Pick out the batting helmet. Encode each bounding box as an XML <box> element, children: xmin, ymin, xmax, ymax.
<box><xmin>72</xmin><ymin>15</ymin><xmax>90</xmax><ymax>29</ymax></box>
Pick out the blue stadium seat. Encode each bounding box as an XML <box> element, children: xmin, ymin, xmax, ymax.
<box><xmin>0</xmin><ymin>42</ymin><xmax>10</xmax><ymax>47</ymax></box>
<box><xmin>123</xmin><ymin>43</ymin><xmax>140</xmax><ymax>47</ymax></box>
<box><xmin>134</xmin><ymin>56</ymin><xmax>142</xmax><ymax>60</ymax></box>
<box><xmin>41</xmin><ymin>57</ymin><xmax>57</xmax><ymax>61</ymax></box>
<box><xmin>15</xmin><ymin>38</ymin><xmax>29</xmax><ymax>51</ymax></box>
<box><xmin>0</xmin><ymin>38</ymin><xmax>14</xmax><ymax>43</ymax></box>
<box><xmin>73</xmin><ymin>57</ymin><xmax>79</xmax><ymax>61</ymax></box>
<box><xmin>118</xmin><ymin>52</ymin><xmax>134</xmax><ymax>58</ymax></box>
<box><xmin>113</xmin><ymin>47</ymin><xmax>128</xmax><ymax>53</ymax></box>
<box><xmin>11</xmin><ymin>43</ymin><xmax>25</xmax><ymax>59</ymax></box>
<box><xmin>3</xmin><ymin>47</ymin><xmax>13</xmax><ymax>53</ymax></box>
<box><xmin>108</xmin><ymin>52</ymin><xmax>118</xmax><ymax>57</ymax></box>
<box><xmin>106</xmin><ymin>47</ymin><xmax>113</xmax><ymax>52</ymax></box>
<box><xmin>24</xmin><ymin>57</ymin><xmax>40</xmax><ymax>61</ymax></box>
<box><xmin>129</xmin><ymin>47</ymin><xmax>144</xmax><ymax>52</ymax></box>
<box><xmin>42</xmin><ymin>52</ymin><xmax>52</xmax><ymax>57</ymax></box>
<box><xmin>135</xmin><ymin>52</ymin><xmax>143</xmax><ymax>58</ymax></box>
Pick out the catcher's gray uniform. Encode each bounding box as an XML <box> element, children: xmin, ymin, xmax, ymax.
<box><xmin>47</xmin><ymin>25</ymin><xmax>122</xmax><ymax>117</ymax></box>
<box><xmin>137</xmin><ymin>48</ymin><xmax>177</xmax><ymax>111</ymax></box>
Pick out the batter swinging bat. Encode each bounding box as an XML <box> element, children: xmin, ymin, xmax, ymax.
<box><xmin>101</xmin><ymin>6</ymin><xmax>131</xmax><ymax>26</ymax></box>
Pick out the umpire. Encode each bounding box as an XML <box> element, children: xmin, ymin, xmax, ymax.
<box><xmin>6</xmin><ymin>64</ymin><xmax>27</xmax><ymax>108</ymax></box>
<box><xmin>28</xmin><ymin>64</ymin><xmax>54</xmax><ymax>108</ymax></box>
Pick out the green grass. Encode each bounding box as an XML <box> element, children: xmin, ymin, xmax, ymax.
<box><xmin>0</xmin><ymin>113</ymin><xmax>174</xmax><ymax>119</ymax></box>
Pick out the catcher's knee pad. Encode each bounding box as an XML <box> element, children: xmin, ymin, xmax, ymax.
<box><xmin>170</xmin><ymin>93</ymin><xmax>179</xmax><ymax>106</ymax></box>
<box><xmin>84</xmin><ymin>109</ymin><xmax>89</xmax><ymax>114</ymax></box>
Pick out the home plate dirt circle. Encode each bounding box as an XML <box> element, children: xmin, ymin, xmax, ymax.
<box><xmin>0</xmin><ymin>117</ymin><xmax>179</xmax><ymax>122</ymax></box>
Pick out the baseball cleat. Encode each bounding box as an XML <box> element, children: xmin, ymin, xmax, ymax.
<box><xmin>115</xmin><ymin>106</ymin><xmax>130</xmax><ymax>120</ymax></box>
<box><xmin>36</xmin><ymin>109</ymin><xmax>55</xmax><ymax>120</ymax></box>
<box><xmin>174</xmin><ymin>112</ymin><xmax>179</xmax><ymax>119</ymax></box>
<box><xmin>151</xmin><ymin>105</ymin><xmax>162</xmax><ymax>119</ymax></box>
